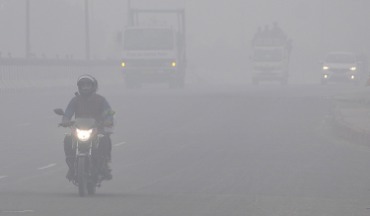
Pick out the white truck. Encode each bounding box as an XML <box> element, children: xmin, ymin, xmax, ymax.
<box><xmin>251</xmin><ymin>38</ymin><xmax>291</xmax><ymax>85</ymax></box>
<box><xmin>120</xmin><ymin>9</ymin><xmax>186</xmax><ymax>88</ymax></box>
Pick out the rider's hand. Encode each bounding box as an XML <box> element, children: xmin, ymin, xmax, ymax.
<box><xmin>58</xmin><ymin>122</ymin><xmax>67</xmax><ymax>127</ymax></box>
<box><xmin>59</xmin><ymin>121</ymin><xmax>72</xmax><ymax>127</ymax></box>
<box><xmin>103</xmin><ymin>120</ymin><xmax>114</xmax><ymax>127</ymax></box>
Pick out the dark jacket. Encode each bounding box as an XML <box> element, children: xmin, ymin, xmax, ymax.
<box><xmin>62</xmin><ymin>93</ymin><xmax>114</xmax><ymax>131</ymax></box>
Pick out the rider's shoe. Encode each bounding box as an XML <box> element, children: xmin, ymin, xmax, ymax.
<box><xmin>66</xmin><ymin>169</ymin><xmax>74</xmax><ymax>181</ymax></box>
<box><xmin>102</xmin><ymin>163</ymin><xmax>112</xmax><ymax>180</ymax></box>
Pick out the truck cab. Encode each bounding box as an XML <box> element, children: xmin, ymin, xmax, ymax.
<box><xmin>121</xmin><ymin>9</ymin><xmax>186</xmax><ymax>88</ymax></box>
<box><xmin>251</xmin><ymin>39</ymin><xmax>290</xmax><ymax>85</ymax></box>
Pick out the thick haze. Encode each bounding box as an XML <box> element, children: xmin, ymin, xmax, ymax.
<box><xmin>0</xmin><ymin>0</ymin><xmax>369</xmax><ymax>83</ymax></box>
<box><xmin>1</xmin><ymin>1</ymin><xmax>370</xmax><ymax>214</ymax></box>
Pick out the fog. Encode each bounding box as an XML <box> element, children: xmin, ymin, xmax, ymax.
<box><xmin>0</xmin><ymin>1</ymin><xmax>370</xmax><ymax>215</ymax></box>
<box><xmin>0</xmin><ymin>0</ymin><xmax>369</xmax><ymax>83</ymax></box>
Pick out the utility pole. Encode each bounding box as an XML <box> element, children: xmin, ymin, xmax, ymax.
<box><xmin>85</xmin><ymin>0</ymin><xmax>90</xmax><ymax>60</ymax></box>
<box><xmin>26</xmin><ymin>0</ymin><xmax>31</xmax><ymax>58</ymax></box>
<box><xmin>128</xmin><ymin>0</ymin><xmax>132</xmax><ymax>25</ymax></box>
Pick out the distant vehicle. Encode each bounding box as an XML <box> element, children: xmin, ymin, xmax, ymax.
<box><xmin>251</xmin><ymin>35</ymin><xmax>291</xmax><ymax>86</ymax></box>
<box><xmin>120</xmin><ymin>9</ymin><xmax>187</xmax><ymax>88</ymax></box>
<box><xmin>321</xmin><ymin>52</ymin><xmax>362</xmax><ymax>85</ymax></box>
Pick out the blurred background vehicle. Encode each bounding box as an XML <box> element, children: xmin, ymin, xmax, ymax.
<box><xmin>320</xmin><ymin>52</ymin><xmax>362</xmax><ymax>85</ymax></box>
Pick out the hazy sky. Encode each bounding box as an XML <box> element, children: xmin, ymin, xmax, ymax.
<box><xmin>0</xmin><ymin>0</ymin><xmax>368</xmax><ymax>82</ymax></box>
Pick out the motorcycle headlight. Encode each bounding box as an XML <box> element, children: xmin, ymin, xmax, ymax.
<box><xmin>76</xmin><ymin>129</ymin><xmax>93</xmax><ymax>142</ymax></box>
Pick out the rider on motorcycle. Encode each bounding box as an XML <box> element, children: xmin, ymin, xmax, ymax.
<box><xmin>61</xmin><ymin>74</ymin><xmax>114</xmax><ymax>181</ymax></box>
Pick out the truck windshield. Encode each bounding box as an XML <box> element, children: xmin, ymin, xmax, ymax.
<box><xmin>325</xmin><ymin>53</ymin><xmax>356</xmax><ymax>63</ymax></box>
<box><xmin>254</xmin><ymin>49</ymin><xmax>283</xmax><ymax>62</ymax></box>
<box><xmin>124</xmin><ymin>28</ymin><xmax>174</xmax><ymax>51</ymax></box>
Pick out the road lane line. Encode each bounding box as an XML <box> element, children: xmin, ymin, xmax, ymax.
<box><xmin>37</xmin><ymin>163</ymin><xmax>56</xmax><ymax>170</ymax></box>
<box><xmin>114</xmin><ymin>142</ymin><xmax>126</xmax><ymax>147</ymax></box>
<box><xmin>14</xmin><ymin>167</ymin><xmax>65</xmax><ymax>185</ymax></box>
<box><xmin>0</xmin><ymin>175</ymin><xmax>8</xmax><ymax>180</ymax></box>
<box><xmin>2</xmin><ymin>210</ymin><xmax>35</xmax><ymax>213</ymax></box>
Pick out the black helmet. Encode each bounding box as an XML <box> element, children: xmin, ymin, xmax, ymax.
<box><xmin>77</xmin><ymin>74</ymin><xmax>98</xmax><ymax>96</ymax></box>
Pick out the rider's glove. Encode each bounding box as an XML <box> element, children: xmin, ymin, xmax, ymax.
<box><xmin>103</xmin><ymin>120</ymin><xmax>114</xmax><ymax>127</ymax></box>
<box><xmin>59</xmin><ymin>121</ymin><xmax>72</xmax><ymax>127</ymax></box>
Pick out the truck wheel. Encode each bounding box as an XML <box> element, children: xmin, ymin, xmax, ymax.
<box><xmin>87</xmin><ymin>182</ymin><xmax>96</xmax><ymax>195</ymax></box>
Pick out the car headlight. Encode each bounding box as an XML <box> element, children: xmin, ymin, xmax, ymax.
<box><xmin>350</xmin><ymin>66</ymin><xmax>357</xmax><ymax>71</ymax></box>
<box><xmin>171</xmin><ymin>61</ymin><xmax>177</xmax><ymax>67</ymax></box>
<box><xmin>323</xmin><ymin>74</ymin><xmax>329</xmax><ymax>79</ymax></box>
<box><xmin>76</xmin><ymin>129</ymin><xmax>93</xmax><ymax>142</ymax></box>
<box><xmin>121</xmin><ymin>62</ymin><xmax>126</xmax><ymax>68</ymax></box>
<box><xmin>323</xmin><ymin>66</ymin><xmax>329</xmax><ymax>70</ymax></box>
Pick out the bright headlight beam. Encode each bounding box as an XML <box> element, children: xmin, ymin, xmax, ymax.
<box><xmin>76</xmin><ymin>129</ymin><xmax>93</xmax><ymax>142</ymax></box>
<box><xmin>350</xmin><ymin>67</ymin><xmax>357</xmax><ymax>71</ymax></box>
<box><xmin>323</xmin><ymin>66</ymin><xmax>329</xmax><ymax>70</ymax></box>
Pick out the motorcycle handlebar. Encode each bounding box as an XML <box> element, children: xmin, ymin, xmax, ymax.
<box><xmin>58</xmin><ymin>121</ymin><xmax>112</xmax><ymax>128</ymax></box>
<box><xmin>58</xmin><ymin>121</ymin><xmax>75</xmax><ymax>128</ymax></box>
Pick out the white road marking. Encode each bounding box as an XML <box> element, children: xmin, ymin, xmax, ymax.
<box><xmin>113</xmin><ymin>142</ymin><xmax>126</xmax><ymax>147</ymax></box>
<box><xmin>0</xmin><ymin>175</ymin><xmax>8</xmax><ymax>180</ymax></box>
<box><xmin>2</xmin><ymin>210</ymin><xmax>34</xmax><ymax>213</ymax></box>
<box><xmin>37</xmin><ymin>163</ymin><xmax>56</xmax><ymax>170</ymax></box>
<box><xmin>15</xmin><ymin>167</ymin><xmax>65</xmax><ymax>184</ymax></box>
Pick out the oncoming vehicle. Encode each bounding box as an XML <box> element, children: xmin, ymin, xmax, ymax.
<box><xmin>251</xmin><ymin>40</ymin><xmax>291</xmax><ymax>85</ymax></box>
<box><xmin>251</xmin><ymin>23</ymin><xmax>292</xmax><ymax>86</ymax></box>
<box><xmin>120</xmin><ymin>9</ymin><xmax>186</xmax><ymax>88</ymax></box>
<box><xmin>321</xmin><ymin>52</ymin><xmax>362</xmax><ymax>85</ymax></box>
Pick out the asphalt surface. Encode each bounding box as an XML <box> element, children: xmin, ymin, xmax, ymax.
<box><xmin>0</xmin><ymin>83</ymin><xmax>370</xmax><ymax>215</ymax></box>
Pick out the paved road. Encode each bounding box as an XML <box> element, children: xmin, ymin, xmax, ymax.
<box><xmin>0</xmin><ymin>83</ymin><xmax>369</xmax><ymax>215</ymax></box>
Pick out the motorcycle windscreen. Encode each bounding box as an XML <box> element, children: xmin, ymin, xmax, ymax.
<box><xmin>74</xmin><ymin>118</ymin><xmax>97</xmax><ymax>130</ymax></box>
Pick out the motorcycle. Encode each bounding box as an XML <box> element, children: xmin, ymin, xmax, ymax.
<box><xmin>54</xmin><ymin>108</ymin><xmax>107</xmax><ymax>197</ymax></box>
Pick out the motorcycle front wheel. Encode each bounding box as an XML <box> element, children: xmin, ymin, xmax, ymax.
<box><xmin>77</xmin><ymin>157</ymin><xmax>87</xmax><ymax>197</ymax></box>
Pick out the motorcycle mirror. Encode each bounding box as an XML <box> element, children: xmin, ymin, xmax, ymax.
<box><xmin>54</xmin><ymin>108</ymin><xmax>65</xmax><ymax>116</ymax></box>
